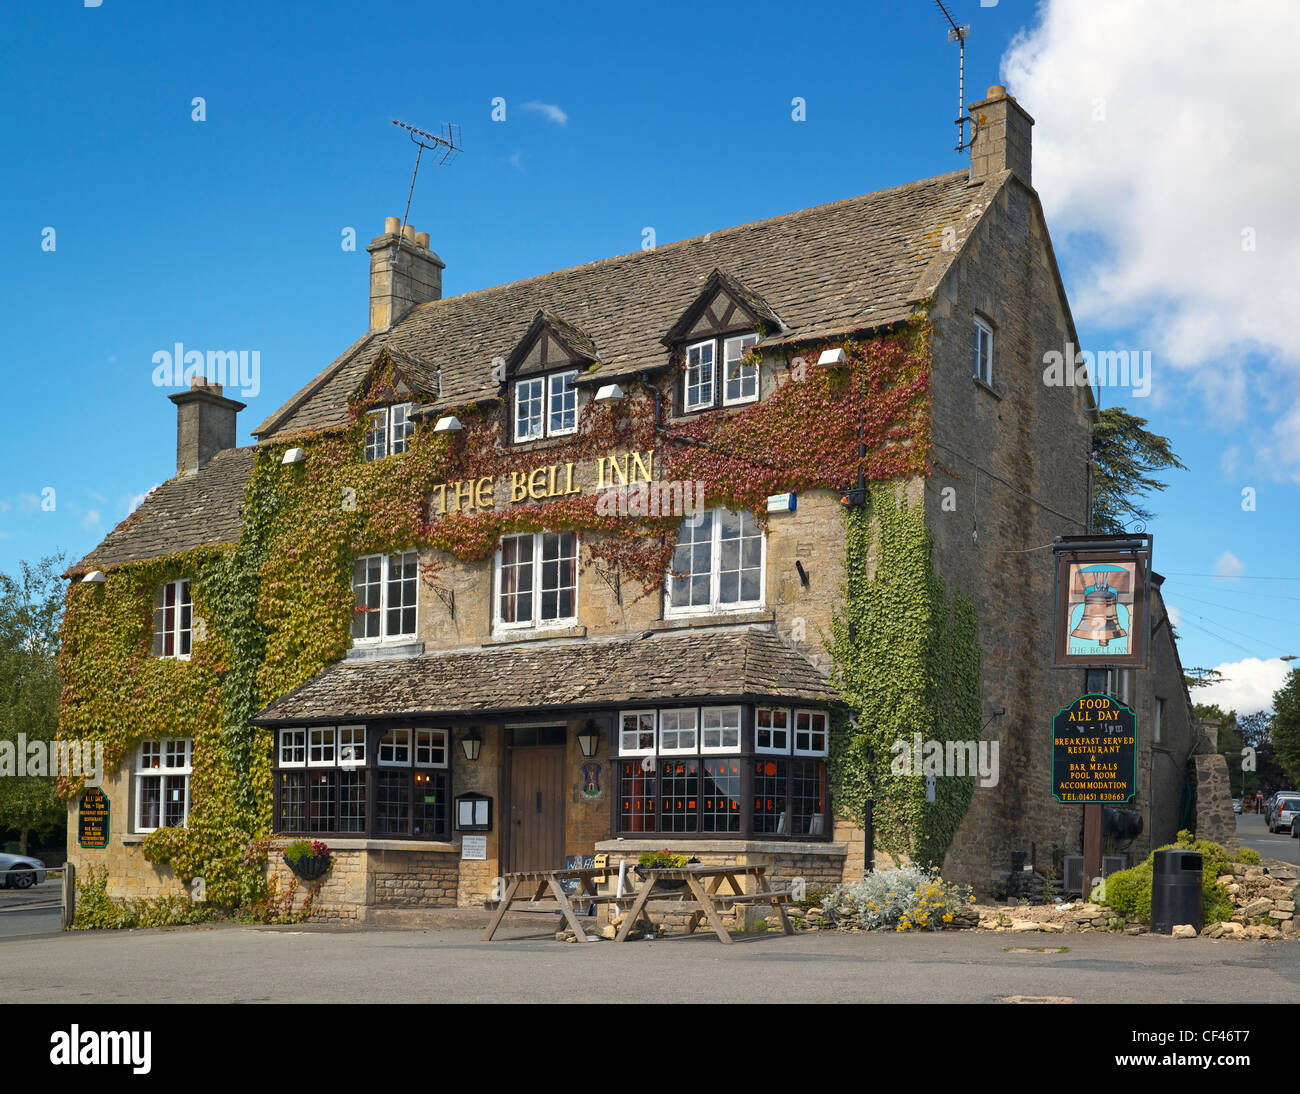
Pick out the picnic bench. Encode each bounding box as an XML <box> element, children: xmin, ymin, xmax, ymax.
<box><xmin>614</xmin><ymin>864</ymin><xmax>793</xmax><ymax>944</ymax></box>
<box><xmin>482</xmin><ymin>864</ymin><xmax>626</xmax><ymax>941</ymax></box>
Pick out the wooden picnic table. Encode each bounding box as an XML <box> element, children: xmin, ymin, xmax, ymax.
<box><xmin>482</xmin><ymin>865</ymin><xmax>628</xmax><ymax>942</ymax></box>
<box><xmin>614</xmin><ymin>864</ymin><xmax>793</xmax><ymax>945</ymax></box>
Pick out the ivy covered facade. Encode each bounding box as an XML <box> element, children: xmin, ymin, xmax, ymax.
<box><xmin>61</xmin><ymin>86</ymin><xmax>1203</xmax><ymax>920</ymax></box>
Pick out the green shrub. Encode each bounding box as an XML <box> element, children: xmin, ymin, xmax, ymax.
<box><xmin>283</xmin><ymin>839</ymin><xmax>314</xmax><ymax>864</ymax></box>
<box><xmin>73</xmin><ymin>867</ymin><xmax>217</xmax><ymax>930</ymax></box>
<box><xmin>1091</xmin><ymin>831</ymin><xmax>1251</xmax><ymax>925</ymax></box>
<box><xmin>1237</xmin><ymin>847</ymin><xmax>1260</xmax><ymax>865</ymax></box>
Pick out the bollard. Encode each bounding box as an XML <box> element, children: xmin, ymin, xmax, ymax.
<box><xmin>61</xmin><ymin>862</ymin><xmax>76</xmax><ymax>929</ymax></box>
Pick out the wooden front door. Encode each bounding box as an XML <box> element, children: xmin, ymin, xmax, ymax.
<box><xmin>508</xmin><ymin>744</ymin><xmax>566</xmax><ymax>873</ymax></box>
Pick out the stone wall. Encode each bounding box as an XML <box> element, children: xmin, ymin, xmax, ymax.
<box><xmin>1192</xmin><ymin>753</ymin><xmax>1238</xmax><ymax>851</ymax></box>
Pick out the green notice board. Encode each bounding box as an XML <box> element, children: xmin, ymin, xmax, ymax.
<box><xmin>78</xmin><ymin>787</ymin><xmax>110</xmax><ymax>848</ymax></box>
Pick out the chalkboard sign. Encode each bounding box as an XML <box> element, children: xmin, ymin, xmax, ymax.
<box><xmin>78</xmin><ymin>787</ymin><xmax>110</xmax><ymax>849</ymax></box>
<box><xmin>559</xmin><ymin>854</ymin><xmax>597</xmax><ymax>894</ymax></box>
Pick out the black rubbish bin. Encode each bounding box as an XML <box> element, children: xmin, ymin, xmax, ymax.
<box><xmin>1150</xmin><ymin>849</ymin><xmax>1203</xmax><ymax>934</ymax></box>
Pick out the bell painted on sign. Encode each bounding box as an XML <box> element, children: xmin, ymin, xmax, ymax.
<box><xmin>1070</xmin><ymin>570</ymin><xmax>1127</xmax><ymax>647</ymax></box>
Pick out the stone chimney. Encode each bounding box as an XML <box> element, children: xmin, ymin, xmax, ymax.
<box><xmin>366</xmin><ymin>217</ymin><xmax>445</xmax><ymax>332</ymax></box>
<box><xmin>168</xmin><ymin>377</ymin><xmax>245</xmax><ymax>476</ymax></box>
<box><xmin>968</xmin><ymin>84</ymin><xmax>1034</xmax><ymax>185</ymax></box>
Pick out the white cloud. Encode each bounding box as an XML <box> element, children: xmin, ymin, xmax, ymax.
<box><xmin>125</xmin><ymin>486</ymin><xmax>158</xmax><ymax>515</ymax></box>
<box><xmin>1214</xmin><ymin>550</ymin><xmax>1245</xmax><ymax>580</ymax></box>
<box><xmin>1198</xmin><ymin>657</ymin><xmax>1292</xmax><ymax>717</ymax></box>
<box><xmin>82</xmin><ymin>509</ymin><xmax>101</xmax><ymax>530</ymax></box>
<box><xmin>1166</xmin><ymin>603</ymin><xmax>1182</xmax><ymax>628</ymax></box>
<box><xmin>17</xmin><ymin>493</ymin><xmax>39</xmax><ymax>513</ymax></box>
<box><xmin>521</xmin><ymin>101</ymin><xmax>568</xmax><ymax>125</ymax></box>
<box><xmin>1002</xmin><ymin>0</ymin><xmax>1300</xmax><ymax>480</ymax></box>
<box><xmin>508</xmin><ymin>150</ymin><xmax>524</xmax><ymax>172</ymax></box>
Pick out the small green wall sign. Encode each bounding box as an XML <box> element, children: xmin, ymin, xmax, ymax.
<box><xmin>78</xmin><ymin>787</ymin><xmax>110</xmax><ymax>849</ymax></box>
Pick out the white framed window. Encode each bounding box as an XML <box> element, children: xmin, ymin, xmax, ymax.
<box><xmin>548</xmin><ymin>370</ymin><xmax>578</xmax><ymax>436</ymax></box>
<box><xmin>414</xmin><ymin>728</ymin><xmax>449</xmax><ymax>768</ymax></box>
<box><xmin>666</xmin><ymin>507</ymin><xmax>764</xmax><ymax>616</ymax></box>
<box><xmin>379</xmin><ymin>727</ymin><xmax>412</xmax><ymax>766</ymax></box>
<box><xmin>1105</xmin><ymin>668</ymin><xmax>1131</xmax><ymax>704</ymax></box>
<box><xmin>619</xmin><ymin>710</ymin><xmax>657</xmax><ymax>756</ymax></box>
<box><xmin>279</xmin><ymin>728</ymin><xmax>307</xmax><ymax>767</ymax></box>
<box><xmin>756</xmin><ymin>707</ymin><xmax>791</xmax><ymax>754</ymax></box>
<box><xmin>513</xmin><ymin>370</ymin><xmax>578</xmax><ymax>441</ymax></box>
<box><xmin>701</xmin><ymin>706</ymin><xmax>742</xmax><ymax>754</ymax></box>
<box><xmin>308</xmin><ymin>727</ymin><xmax>337</xmax><ymax>767</ymax></box>
<box><xmin>135</xmin><ymin>737</ymin><xmax>192</xmax><ymax>832</ymax></box>
<box><xmin>495</xmin><ymin>531</ymin><xmax>578</xmax><ymax>630</ymax></box>
<box><xmin>684</xmin><ymin>339</ymin><xmax>716</xmax><ymax>411</ymax></box>
<box><xmin>351</xmin><ymin>551</ymin><xmax>418</xmax><ymax>643</ymax></box>
<box><xmin>794</xmin><ymin>710</ymin><xmax>829</xmax><ymax>757</ymax></box>
<box><xmin>514</xmin><ymin>376</ymin><xmax>545</xmax><ymax>441</ymax></box>
<box><xmin>658</xmin><ymin>709</ymin><xmax>698</xmax><ymax>754</ymax></box>
<box><xmin>338</xmin><ymin>725</ymin><xmax>366</xmax><ymax>767</ymax></box>
<box><xmin>973</xmin><ymin>317</ymin><xmax>993</xmax><ymax>386</ymax></box>
<box><xmin>722</xmin><ymin>334</ymin><xmax>759</xmax><ymax>405</ymax></box>
<box><xmin>152</xmin><ymin>579</ymin><xmax>192</xmax><ymax>659</ymax></box>
<box><xmin>363</xmin><ymin>402</ymin><xmax>414</xmax><ymax>461</ymax></box>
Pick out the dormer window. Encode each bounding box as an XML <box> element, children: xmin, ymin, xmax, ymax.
<box><xmin>514</xmin><ymin>369</ymin><xmax>578</xmax><ymax>442</ymax></box>
<box><xmin>364</xmin><ymin>402</ymin><xmax>414</xmax><ymax>461</ymax></box>
<box><xmin>683</xmin><ymin>333</ymin><xmax>758</xmax><ymax>412</ymax></box>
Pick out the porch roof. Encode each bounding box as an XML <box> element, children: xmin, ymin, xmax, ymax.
<box><xmin>252</xmin><ymin>626</ymin><xmax>842</xmax><ymax>725</ymax></box>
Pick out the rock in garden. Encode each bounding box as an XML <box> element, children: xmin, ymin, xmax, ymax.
<box><xmin>1242</xmin><ymin>898</ymin><xmax>1273</xmax><ymax>917</ymax></box>
<box><xmin>1171</xmin><ymin>924</ymin><xmax>1197</xmax><ymax>939</ymax></box>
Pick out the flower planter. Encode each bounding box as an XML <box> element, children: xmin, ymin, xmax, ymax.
<box><xmin>285</xmin><ymin>853</ymin><xmax>332</xmax><ymax>881</ymax></box>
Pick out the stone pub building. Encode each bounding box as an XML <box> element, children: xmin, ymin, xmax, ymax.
<box><xmin>61</xmin><ymin>86</ymin><xmax>1207</xmax><ymax>920</ymax></box>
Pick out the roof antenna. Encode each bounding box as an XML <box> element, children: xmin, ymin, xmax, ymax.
<box><xmin>934</xmin><ymin>0</ymin><xmax>973</xmax><ymax>152</ymax></box>
<box><xmin>389</xmin><ymin>119</ymin><xmax>462</xmax><ymax>264</ymax></box>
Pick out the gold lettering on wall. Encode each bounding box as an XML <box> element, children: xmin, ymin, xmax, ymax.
<box><xmin>429</xmin><ymin>450</ymin><xmax>656</xmax><ymax>518</ymax></box>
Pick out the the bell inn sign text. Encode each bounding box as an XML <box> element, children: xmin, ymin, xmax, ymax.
<box><xmin>429</xmin><ymin>450</ymin><xmax>657</xmax><ymax>516</ymax></box>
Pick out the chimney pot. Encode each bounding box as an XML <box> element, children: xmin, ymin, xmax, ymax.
<box><xmin>987</xmin><ymin>84</ymin><xmax>1007</xmax><ymax>100</ymax></box>
<box><xmin>384</xmin><ymin>216</ymin><xmax>401</xmax><ymax>235</ymax></box>
<box><xmin>402</xmin><ymin>224</ymin><xmax>416</xmax><ymax>242</ymax></box>
<box><xmin>414</xmin><ymin>231</ymin><xmax>430</xmax><ymax>249</ymax></box>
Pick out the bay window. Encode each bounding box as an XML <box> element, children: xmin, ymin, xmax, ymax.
<box><xmin>615</xmin><ymin>704</ymin><xmax>829</xmax><ymax>839</ymax></box>
<box><xmin>666</xmin><ymin>508</ymin><xmax>763</xmax><ymax>616</ymax></box>
<box><xmin>274</xmin><ymin>725</ymin><xmax>450</xmax><ymax>839</ymax></box>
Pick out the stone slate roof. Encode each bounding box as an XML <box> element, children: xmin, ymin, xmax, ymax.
<box><xmin>253</xmin><ymin>627</ymin><xmax>842</xmax><ymax>724</ymax></box>
<box><xmin>254</xmin><ymin>168</ymin><xmax>1004</xmax><ymax>439</ymax></box>
<box><xmin>67</xmin><ymin>446</ymin><xmax>255</xmax><ymax>576</ymax></box>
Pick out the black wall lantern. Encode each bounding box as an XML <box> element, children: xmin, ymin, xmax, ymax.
<box><xmin>460</xmin><ymin>727</ymin><xmax>482</xmax><ymax>762</ymax></box>
<box><xmin>577</xmin><ymin>719</ymin><xmax>601</xmax><ymax>758</ymax></box>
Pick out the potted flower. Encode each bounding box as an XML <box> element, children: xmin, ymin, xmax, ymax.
<box><xmin>634</xmin><ymin>850</ymin><xmax>699</xmax><ymax>891</ymax></box>
<box><xmin>284</xmin><ymin>839</ymin><xmax>332</xmax><ymax>881</ymax></box>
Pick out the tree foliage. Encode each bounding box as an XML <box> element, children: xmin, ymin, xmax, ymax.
<box><xmin>1271</xmin><ymin>670</ymin><xmax>1300</xmax><ymax>788</ymax></box>
<box><xmin>0</xmin><ymin>555</ymin><xmax>67</xmax><ymax>852</ymax></box>
<box><xmin>1091</xmin><ymin>407</ymin><xmax>1187</xmax><ymax>534</ymax></box>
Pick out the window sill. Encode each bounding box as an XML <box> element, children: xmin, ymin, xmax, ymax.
<box><xmin>269</xmin><ymin>837</ymin><xmax>458</xmax><ymax>853</ymax></box>
<box><xmin>485</xmin><ymin>624</ymin><xmax>586</xmax><ymax>646</ymax></box>
<box><xmin>346</xmin><ymin>639</ymin><xmax>425</xmax><ymax>662</ymax></box>
<box><xmin>596</xmin><ymin>838</ymin><xmax>846</xmax><ymax>855</ymax></box>
<box><xmin>653</xmin><ymin>610</ymin><xmax>774</xmax><ymax>631</ymax></box>
<box><xmin>973</xmin><ymin>376</ymin><xmax>1002</xmax><ymax>400</ymax></box>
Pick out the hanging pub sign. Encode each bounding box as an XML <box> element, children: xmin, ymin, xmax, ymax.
<box><xmin>78</xmin><ymin>787</ymin><xmax>110</xmax><ymax>849</ymax></box>
<box><xmin>1052</xmin><ymin>694</ymin><xmax>1137</xmax><ymax>803</ymax></box>
<box><xmin>1052</xmin><ymin>534</ymin><xmax>1153</xmax><ymax>668</ymax></box>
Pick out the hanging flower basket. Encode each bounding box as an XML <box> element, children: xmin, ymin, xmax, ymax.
<box><xmin>283</xmin><ymin>839</ymin><xmax>333</xmax><ymax>881</ymax></box>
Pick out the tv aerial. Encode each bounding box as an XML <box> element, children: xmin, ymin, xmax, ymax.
<box><xmin>391</xmin><ymin>119</ymin><xmax>463</xmax><ymax>237</ymax></box>
<box><xmin>934</xmin><ymin>0</ymin><xmax>973</xmax><ymax>152</ymax></box>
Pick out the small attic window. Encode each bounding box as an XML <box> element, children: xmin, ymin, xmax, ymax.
<box><xmin>364</xmin><ymin>403</ymin><xmax>414</xmax><ymax>461</ymax></box>
<box><xmin>513</xmin><ymin>370</ymin><xmax>578</xmax><ymax>443</ymax></box>
<box><xmin>683</xmin><ymin>333</ymin><xmax>758</xmax><ymax>412</ymax></box>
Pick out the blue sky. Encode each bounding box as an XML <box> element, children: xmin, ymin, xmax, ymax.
<box><xmin>1</xmin><ymin>0</ymin><xmax>1295</xmax><ymax>711</ymax></box>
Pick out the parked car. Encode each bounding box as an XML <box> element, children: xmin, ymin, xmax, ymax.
<box><xmin>0</xmin><ymin>853</ymin><xmax>46</xmax><ymax>889</ymax></box>
<box><xmin>1233</xmin><ymin>798</ymin><xmax>1243</xmax><ymax>814</ymax></box>
<box><xmin>1269</xmin><ymin>796</ymin><xmax>1300</xmax><ymax>834</ymax></box>
<box><xmin>1292</xmin><ymin>816</ymin><xmax>1300</xmax><ymax>839</ymax></box>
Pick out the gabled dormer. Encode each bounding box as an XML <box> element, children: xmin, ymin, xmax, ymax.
<box><xmin>504</xmin><ymin>310</ymin><xmax>599</xmax><ymax>443</ymax></box>
<box><xmin>350</xmin><ymin>347</ymin><xmax>441</xmax><ymax>461</ymax></box>
<box><xmin>662</xmin><ymin>269</ymin><xmax>784</xmax><ymax>414</ymax></box>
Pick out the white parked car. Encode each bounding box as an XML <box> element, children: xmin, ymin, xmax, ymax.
<box><xmin>0</xmin><ymin>853</ymin><xmax>46</xmax><ymax>889</ymax></box>
<box><xmin>1270</xmin><ymin>796</ymin><xmax>1300</xmax><ymax>834</ymax></box>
